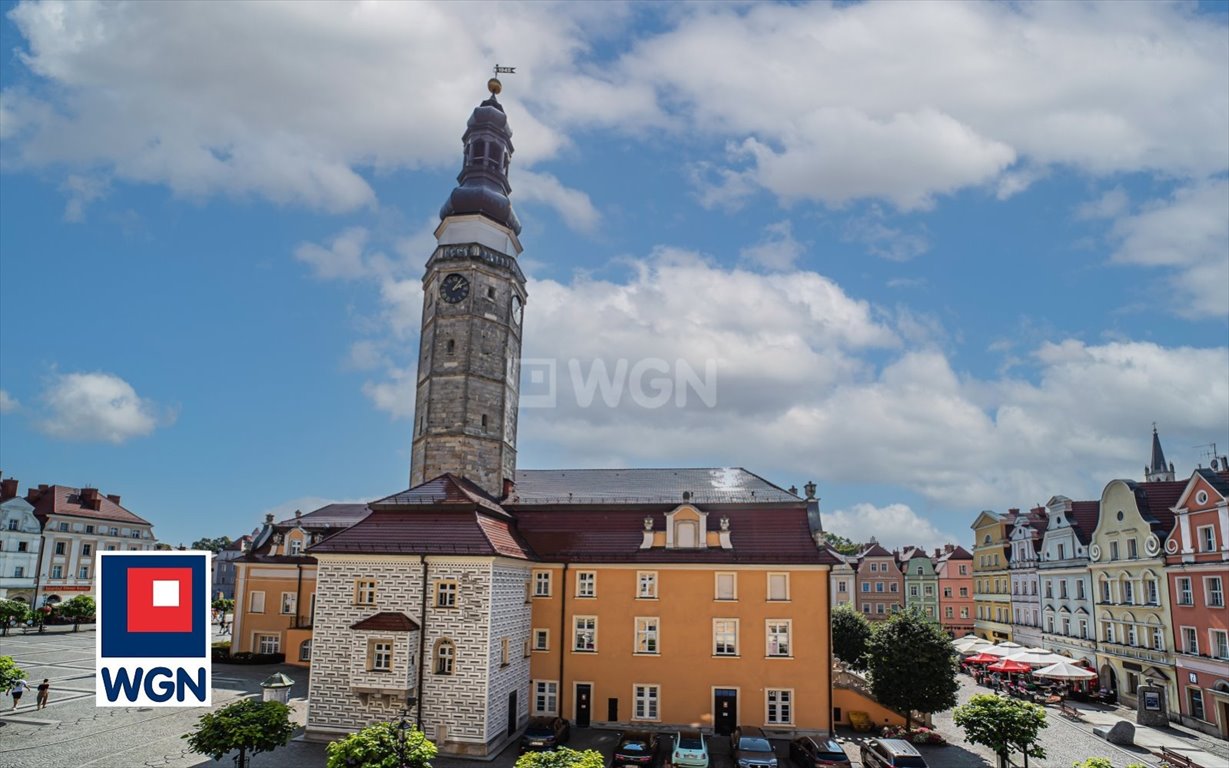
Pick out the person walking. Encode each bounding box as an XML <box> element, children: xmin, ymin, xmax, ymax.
<box><xmin>8</xmin><ymin>677</ymin><xmax>29</xmax><ymax>710</ymax></box>
<box><xmin>36</xmin><ymin>679</ymin><xmax>50</xmax><ymax>710</ymax></box>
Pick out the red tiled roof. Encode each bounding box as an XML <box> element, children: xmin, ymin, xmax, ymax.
<box><xmin>28</xmin><ymin>485</ymin><xmax>151</xmax><ymax>526</ymax></box>
<box><xmin>350</xmin><ymin>612</ymin><xmax>420</xmax><ymax>632</ymax></box>
<box><xmin>1068</xmin><ymin>501</ymin><xmax>1100</xmax><ymax>545</ymax></box>
<box><xmin>937</xmin><ymin>544</ymin><xmax>973</xmax><ymax>563</ymax></box>
<box><xmin>372</xmin><ymin>474</ymin><xmax>509</xmax><ymax>517</ymax></box>
<box><xmin>1131</xmin><ymin>479</ymin><xmax>1187</xmax><ymax>537</ymax></box>
<box><xmin>859</xmin><ymin>542</ymin><xmax>893</xmax><ymax>559</ymax></box>
<box><xmin>312</xmin><ymin>508</ymin><xmax>532</xmax><ymax>559</ymax></box>
<box><xmin>277</xmin><ymin>504</ymin><xmax>371</xmax><ymax>529</ymax></box>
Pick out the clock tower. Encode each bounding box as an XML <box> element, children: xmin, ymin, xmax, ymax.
<box><xmin>409</xmin><ymin>78</ymin><xmax>527</xmax><ymax>498</ymax></box>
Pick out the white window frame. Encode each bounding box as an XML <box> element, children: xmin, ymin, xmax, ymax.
<box><xmin>766</xmin><ymin>620</ymin><xmax>791</xmax><ymax>658</ymax></box>
<box><xmin>573</xmin><ymin>615</ymin><xmax>597</xmax><ymax>652</ymax></box>
<box><xmin>713</xmin><ymin>618</ymin><xmax>739</xmax><ymax>656</ymax></box>
<box><xmin>1182</xmin><ymin>626</ymin><xmax>1198</xmax><ymax>654</ymax></box>
<box><xmin>533</xmin><ymin>570</ymin><xmax>552</xmax><ymax>597</ymax></box>
<box><xmin>1198</xmin><ymin>525</ymin><xmax>1216</xmax><ymax>552</ymax></box>
<box><xmin>1177</xmin><ymin>577</ymin><xmax>1193</xmax><ymax>605</ymax></box>
<box><xmin>533</xmin><ymin>628</ymin><xmax>549</xmax><ymax>651</ymax></box>
<box><xmin>249</xmin><ymin>590</ymin><xmax>266</xmax><ymax>614</ymax></box>
<box><xmin>632</xmin><ymin>684</ymin><xmax>660</xmax><ymax>721</ymax></box>
<box><xmin>434</xmin><ymin>639</ymin><xmax>455</xmax><ymax>675</ymax></box>
<box><xmin>635</xmin><ymin>617</ymin><xmax>659</xmax><ymax>655</ymax></box>
<box><xmin>715</xmin><ymin>571</ymin><xmax>737</xmax><ymax>600</ymax></box>
<box><xmin>370</xmin><ymin>640</ymin><xmax>392</xmax><ymax>671</ymax></box>
<box><xmin>256</xmin><ymin>633</ymin><xmax>280</xmax><ymax>654</ymax></box>
<box><xmin>766</xmin><ymin>688</ymin><xmax>793</xmax><ymax>725</ymax></box>
<box><xmin>1210</xmin><ymin>628</ymin><xmax>1229</xmax><ymax>660</ymax></box>
<box><xmin>637</xmin><ymin>571</ymin><xmax>658</xmax><ymax>599</ymax></box>
<box><xmin>1205</xmin><ymin>576</ymin><xmax>1224</xmax><ymax>608</ymax></box>
<box><xmin>576</xmin><ymin>571</ymin><xmax>597</xmax><ymax>598</ymax></box>
<box><xmin>533</xmin><ymin>680</ymin><xmax>559</xmax><ymax>715</ymax></box>
<box><xmin>767</xmin><ymin>572</ymin><xmax>790</xmax><ymax>601</ymax></box>
<box><xmin>280</xmin><ymin>592</ymin><xmax>296</xmax><ymax>615</ymax></box>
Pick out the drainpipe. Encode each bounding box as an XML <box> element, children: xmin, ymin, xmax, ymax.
<box><xmin>826</xmin><ymin>568</ymin><xmax>834</xmax><ymax>736</ymax></box>
<box><xmin>294</xmin><ymin>563</ymin><xmax>304</xmax><ymax>629</ymax></box>
<box><xmin>417</xmin><ymin>558</ymin><xmax>429</xmax><ymax>730</ymax></box>
<box><xmin>558</xmin><ymin>564</ymin><xmax>568</xmax><ymax>719</ymax></box>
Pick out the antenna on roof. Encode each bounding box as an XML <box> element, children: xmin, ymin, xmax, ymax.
<box><xmin>1195</xmin><ymin>442</ymin><xmax>1220</xmax><ymax>469</ymax></box>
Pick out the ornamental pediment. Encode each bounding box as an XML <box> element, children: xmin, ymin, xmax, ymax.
<box><xmin>639</xmin><ymin>504</ymin><xmax>733</xmax><ymax>550</ymax></box>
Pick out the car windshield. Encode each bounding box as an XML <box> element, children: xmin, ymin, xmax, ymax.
<box><xmin>677</xmin><ymin>737</ymin><xmax>704</xmax><ymax>750</ymax></box>
<box><xmin>525</xmin><ymin>722</ymin><xmax>554</xmax><ymax>736</ymax></box>
<box><xmin>619</xmin><ymin>741</ymin><xmax>651</xmax><ymax>753</ymax></box>
<box><xmin>817</xmin><ymin>740</ymin><xmax>846</xmax><ymax>758</ymax></box>
<box><xmin>738</xmin><ymin>738</ymin><xmax>772</xmax><ymax>752</ymax></box>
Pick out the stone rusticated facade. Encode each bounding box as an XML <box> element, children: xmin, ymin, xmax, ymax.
<box><xmin>485</xmin><ymin>563</ymin><xmax>533</xmax><ymax>741</ymax></box>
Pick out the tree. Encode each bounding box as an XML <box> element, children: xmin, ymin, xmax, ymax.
<box><xmin>832</xmin><ymin>604</ymin><xmax>872</xmax><ymax>669</ymax></box>
<box><xmin>183</xmin><ymin>698</ymin><xmax>294</xmax><ymax>768</ymax></box>
<box><xmin>326</xmin><ymin>720</ymin><xmax>438</xmax><ymax>768</ymax></box>
<box><xmin>515</xmin><ymin>748</ymin><xmax>605</xmax><ymax>768</ymax></box>
<box><xmin>823</xmin><ymin>531</ymin><xmax>861</xmax><ymax>555</ymax></box>
<box><xmin>953</xmin><ymin>693</ymin><xmax>1048</xmax><ymax>768</ymax></box>
<box><xmin>212</xmin><ymin>597</ymin><xmax>235</xmax><ymax>614</ymax></box>
<box><xmin>57</xmin><ymin>595</ymin><xmax>95</xmax><ymax>631</ymax></box>
<box><xmin>191</xmin><ymin>536</ymin><xmax>233</xmax><ymax>553</ymax></box>
<box><xmin>866</xmin><ymin>606</ymin><xmax>959</xmax><ymax>729</ymax></box>
<box><xmin>0</xmin><ymin>599</ymin><xmax>29</xmax><ymax>636</ymax></box>
<box><xmin>0</xmin><ymin>656</ymin><xmax>27</xmax><ymax>692</ymax></box>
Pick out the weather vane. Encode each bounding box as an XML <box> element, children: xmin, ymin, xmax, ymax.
<box><xmin>488</xmin><ymin>64</ymin><xmax>516</xmax><ymax>95</ymax></box>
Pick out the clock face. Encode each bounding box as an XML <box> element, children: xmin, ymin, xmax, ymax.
<box><xmin>440</xmin><ymin>273</ymin><xmax>470</xmax><ymax>304</ymax></box>
<box><xmin>511</xmin><ymin>295</ymin><xmax>523</xmax><ymax>325</ymax></box>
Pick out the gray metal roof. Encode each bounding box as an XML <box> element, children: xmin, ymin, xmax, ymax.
<box><xmin>509</xmin><ymin>467</ymin><xmax>800</xmax><ymax>505</ymax></box>
<box><xmin>277</xmin><ymin>503</ymin><xmax>371</xmax><ymax>528</ymax></box>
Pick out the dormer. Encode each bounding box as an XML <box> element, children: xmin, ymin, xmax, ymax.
<box><xmin>640</xmin><ymin>503</ymin><xmax>733</xmax><ymax>550</ymax></box>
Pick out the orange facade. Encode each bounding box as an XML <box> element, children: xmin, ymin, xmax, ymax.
<box><xmin>526</xmin><ymin>564</ymin><xmax>831</xmax><ymax>731</ymax></box>
<box><xmin>232</xmin><ymin>526</ymin><xmax>317</xmax><ymax>663</ymax></box>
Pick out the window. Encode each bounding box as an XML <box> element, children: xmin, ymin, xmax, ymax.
<box><xmin>78</xmin><ymin>566</ymin><xmax>89</xmax><ymax>579</ymax></box>
<box><xmin>533</xmin><ymin>571</ymin><xmax>552</xmax><ymax>597</ymax></box>
<box><xmin>1062</xmin><ymin>618</ymin><xmax>1070</xmax><ymax>636</ymax></box>
<box><xmin>1127</xmin><ymin>538</ymin><xmax>1138</xmax><ymax>559</ymax></box>
<box><xmin>1211</xmin><ymin>629</ymin><xmax>1229</xmax><ymax>659</ymax></box>
<box><xmin>961</xmin><ymin>607</ymin><xmax>969</xmax><ymax>618</ymax></box>
<box><xmin>1079</xmin><ymin>620</ymin><xmax>1088</xmax><ymax>639</ymax></box>
<box><xmin>369</xmin><ymin>640</ymin><xmax>392</xmax><ymax>671</ymax></box>
<box><xmin>1123</xmin><ymin>581</ymin><xmax>1134</xmax><ymax>604</ymax></box>
<box><xmin>281</xmin><ymin>592</ymin><xmax>296</xmax><ymax>615</ymax></box>
<box><xmin>434</xmin><ymin>639</ymin><xmax>455</xmax><ymax>674</ymax></box>
<box><xmin>924</xmin><ymin>585</ymin><xmax>934</xmax><ymax>597</ymax></box>
<box><xmin>875</xmin><ymin>582</ymin><xmax>884</xmax><ymax>593</ymax></box>
<box><xmin>249</xmin><ymin>591</ymin><xmax>265</xmax><ymax>613</ymax></box>
<box><xmin>714</xmin><ymin>619</ymin><xmax>738</xmax><ymax>656</ymax></box>
<box><xmin>633</xmin><ymin>684</ymin><xmax>659</xmax><ymax>720</ymax></box>
<box><xmin>16</xmin><ymin>541</ymin><xmax>27</xmax><ymax>552</ymax></box>
<box><xmin>1057</xmin><ymin>543</ymin><xmax>1065</xmax><ymax>560</ymax></box>
<box><xmin>573</xmin><ymin>616</ymin><xmax>596</xmax><ymax>652</ymax></box>
<box><xmin>767</xmin><ymin>573</ymin><xmax>789</xmax><ymax>601</ymax></box>
<box><xmin>54</xmin><ymin>542</ymin><xmax>66</xmax><ymax>555</ymax></box>
<box><xmin>1177</xmin><ymin>577</ymin><xmax>1193</xmax><ymax>605</ymax></box>
<box><xmin>289</xmin><ymin>539</ymin><xmax>302</xmax><ymax>556</ymax></box>
<box><xmin>869</xmin><ymin>562</ymin><xmax>878</xmax><ymax>572</ymax></box>
<box><xmin>533</xmin><ymin>681</ymin><xmax>558</xmax><ymax>715</ymax></box>
<box><xmin>1104</xmin><ymin>621</ymin><xmax>1115</xmax><ymax>644</ymax></box>
<box><xmin>355</xmin><ymin>580</ymin><xmax>376</xmax><ymax>605</ymax></box>
<box><xmin>435</xmin><ymin>580</ymin><xmax>458</xmax><ymax>608</ymax></box>
<box><xmin>960</xmin><ymin>587</ymin><xmax>969</xmax><ymax>597</ymax></box>
<box><xmin>715</xmin><ymin>572</ymin><xmax>736</xmax><ymax>600</ymax></box>
<box><xmin>1182</xmin><ymin>627</ymin><xmax>1198</xmax><ymax>654</ymax></box>
<box><xmin>5</xmin><ymin>519</ymin><xmax>15</xmax><ymax>531</ymax></box>
<box><xmin>767</xmin><ymin>621</ymin><xmax>791</xmax><ymax>657</ymax></box>
<box><xmin>766</xmin><ymin>689</ymin><xmax>793</xmax><ymax>725</ymax></box>
<box><xmin>876</xmin><ymin>603</ymin><xmax>885</xmax><ymax>614</ymax></box>
<box><xmin>1199</xmin><ymin>526</ymin><xmax>1216</xmax><ymax>552</ymax></box>
<box><xmin>1110</xmin><ymin>541</ymin><xmax>1119</xmax><ymax>561</ymax></box>
<box><xmin>1077</xmin><ymin>581</ymin><xmax>1086</xmax><ymax>600</ymax></box>
<box><xmin>635</xmin><ymin>617</ymin><xmax>659</xmax><ymax>654</ymax></box>
<box><xmin>1101</xmin><ymin>580</ymin><xmax>1112</xmax><ymax>603</ymax></box>
<box><xmin>1206</xmin><ymin>577</ymin><xmax>1224</xmax><ymax>608</ymax></box>
<box><xmin>257</xmin><ymin>634</ymin><xmax>280</xmax><ymax>654</ymax></box>
<box><xmin>85</xmin><ymin>525</ymin><xmax>94</xmax><ymax>534</ymax></box>
<box><xmin>14</xmin><ymin>567</ymin><xmax>23</xmax><ymax>578</ymax></box>
<box><xmin>58</xmin><ymin>522</ymin><xmax>68</xmax><ymax>532</ymax></box>
<box><xmin>910</xmin><ymin>585</ymin><xmax>919</xmax><ymax>597</ymax></box>
<box><xmin>1060</xmin><ymin>581</ymin><xmax>1068</xmax><ymax>599</ymax></box>
<box><xmin>889</xmin><ymin>582</ymin><xmax>898</xmax><ymax>593</ymax></box>
<box><xmin>861</xmin><ymin>582</ymin><xmax>870</xmax><ymax>593</ymax></box>
<box><xmin>637</xmin><ymin>571</ymin><xmax>657</xmax><ymax>599</ymax></box>
<box><xmin>1127</xmin><ymin>624</ymin><xmax>1137</xmax><ymax>647</ymax></box>
<box><xmin>501</xmin><ymin>637</ymin><xmax>510</xmax><ymax>666</ymax></box>
<box><xmin>108</xmin><ymin>527</ymin><xmax>118</xmax><ymax>536</ymax></box>
<box><xmin>1146</xmin><ymin>579</ymin><xmax>1158</xmax><ymax>605</ymax></box>
<box><xmin>1189</xmin><ymin>688</ymin><xmax>1206</xmax><ymax>721</ymax></box>
<box><xmin>576</xmin><ymin>571</ymin><xmax>596</xmax><ymax>598</ymax></box>
<box><xmin>959</xmin><ymin>564</ymin><xmax>967</xmax><ymax>575</ymax></box>
<box><xmin>943</xmin><ymin>587</ymin><xmax>952</xmax><ymax>598</ymax></box>
<box><xmin>675</xmin><ymin>520</ymin><xmax>697</xmax><ymax>548</ymax></box>
<box><xmin>1046</xmin><ymin>616</ymin><xmax>1054</xmax><ymax>632</ymax></box>
<box><xmin>299</xmin><ymin>639</ymin><xmax>312</xmax><ymax>662</ymax></box>
<box><xmin>838</xmin><ymin>580</ymin><xmax>848</xmax><ymax>593</ymax></box>
<box><xmin>533</xmin><ymin>629</ymin><xmax>549</xmax><ymax>651</ymax></box>
<box><xmin>946</xmin><ymin>606</ymin><xmax>954</xmax><ymax>618</ymax></box>
<box><xmin>80</xmin><ymin>543</ymin><xmax>92</xmax><ymax>556</ymax></box>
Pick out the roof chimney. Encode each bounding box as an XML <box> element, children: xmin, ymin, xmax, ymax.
<box><xmin>264</xmin><ymin>513</ymin><xmax>275</xmax><ymax>524</ymax></box>
<box><xmin>934</xmin><ymin>548</ymin><xmax>941</xmax><ymax>559</ymax></box>
<box><xmin>81</xmin><ymin>487</ymin><xmax>102</xmax><ymax>510</ymax></box>
<box><xmin>502</xmin><ymin>477</ymin><xmax>515</xmax><ymax>502</ymax></box>
<box><xmin>294</xmin><ymin>509</ymin><xmax>302</xmax><ymax>519</ymax></box>
<box><xmin>0</xmin><ymin>478</ymin><xmax>18</xmax><ymax>499</ymax></box>
<box><xmin>788</xmin><ymin>486</ymin><xmax>798</xmax><ymax>496</ymax></box>
<box><xmin>106</xmin><ymin>494</ymin><xmax>121</xmax><ymax>505</ymax></box>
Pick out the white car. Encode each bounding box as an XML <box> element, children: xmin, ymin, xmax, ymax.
<box><xmin>672</xmin><ymin>729</ymin><xmax>709</xmax><ymax>768</ymax></box>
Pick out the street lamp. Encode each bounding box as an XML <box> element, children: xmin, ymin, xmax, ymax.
<box><xmin>393</xmin><ymin>696</ymin><xmax>419</xmax><ymax>768</ymax></box>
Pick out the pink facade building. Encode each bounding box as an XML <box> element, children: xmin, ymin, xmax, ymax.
<box><xmin>936</xmin><ymin>544</ymin><xmax>975</xmax><ymax>637</ymax></box>
<box><xmin>855</xmin><ymin>540</ymin><xmax>904</xmax><ymax>621</ymax></box>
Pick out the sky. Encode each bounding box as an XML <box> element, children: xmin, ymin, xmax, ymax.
<box><xmin>1</xmin><ymin>0</ymin><xmax>1227</xmax><ymax>553</ymax></box>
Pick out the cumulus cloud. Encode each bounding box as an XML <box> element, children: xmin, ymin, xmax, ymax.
<box><xmin>294</xmin><ymin>226</ymin><xmax>372</xmax><ymax>280</ymax></box>
<box><xmin>842</xmin><ymin>206</ymin><xmax>930</xmax><ymax>262</ymax></box>
<box><xmin>739</xmin><ymin>220</ymin><xmax>805</xmax><ymax>271</ymax></box>
<box><xmin>516</xmin><ymin>170</ymin><xmax>601</xmax><ymax>232</ymax></box>
<box><xmin>825</xmin><ymin>502</ymin><xmax>962</xmax><ymax>553</ymax></box>
<box><xmin>0</xmin><ymin>389</ymin><xmax>19</xmax><ymax>413</ymax></box>
<box><xmin>38</xmin><ymin>372</ymin><xmax>172</xmax><ymax>443</ymax></box>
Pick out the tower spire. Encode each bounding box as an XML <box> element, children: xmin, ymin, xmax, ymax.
<box><xmin>1145</xmin><ymin>424</ymin><xmax>1175</xmax><ymax>482</ymax></box>
<box><xmin>438</xmin><ymin>69</ymin><xmax>521</xmax><ymax>235</ymax></box>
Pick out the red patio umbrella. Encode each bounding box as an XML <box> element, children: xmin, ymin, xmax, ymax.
<box><xmin>966</xmin><ymin>653</ymin><xmax>1000</xmax><ymax>664</ymax></box>
<box><xmin>987</xmin><ymin>659</ymin><xmax>1033</xmax><ymax>674</ymax></box>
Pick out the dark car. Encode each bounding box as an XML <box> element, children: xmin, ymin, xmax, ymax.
<box><xmin>731</xmin><ymin>726</ymin><xmax>779</xmax><ymax>768</ymax></box>
<box><xmin>612</xmin><ymin>730</ymin><xmax>660</xmax><ymax>768</ymax></box>
<box><xmin>789</xmin><ymin>736</ymin><xmax>851</xmax><ymax>767</ymax></box>
<box><xmin>859</xmin><ymin>738</ymin><xmax>928</xmax><ymax>768</ymax></box>
<box><xmin>520</xmin><ymin>716</ymin><xmax>571</xmax><ymax>752</ymax></box>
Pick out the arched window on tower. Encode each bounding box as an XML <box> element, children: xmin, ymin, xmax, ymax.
<box><xmin>434</xmin><ymin>638</ymin><xmax>455</xmax><ymax>675</ymax></box>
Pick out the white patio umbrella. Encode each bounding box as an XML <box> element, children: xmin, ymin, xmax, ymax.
<box><xmin>1006</xmin><ymin>649</ymin><xmax>1071</xmax><ymax>666</ymax></box>
<box><xmin>981</xmin><ymin>641</ymin><xmax>1024</xmax><ymax>657</ymax></box>
<box><xmin>954</xmin><ymin>637</ymin><xmax>992</xmax><ymax>654</ymax></box>
<box><xmin>1032</xmin><ymin>660</ymin><xmax>1099</xmax><ymax>680</ymax></box>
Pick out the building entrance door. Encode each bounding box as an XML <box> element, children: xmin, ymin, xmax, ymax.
<box><xmin>576</xmin><ymin>684</ymin><xmax>591</xmax><ymax>727</ymax></box>
<box><xmin>508</xmin><ymin>691</ymin><xmax>517</xmax><ymax>735</ymax></box>
<box><xmin>714</xmin><ymin>689</ymin><xmax>737</xmax><ymax>735</ymax></box>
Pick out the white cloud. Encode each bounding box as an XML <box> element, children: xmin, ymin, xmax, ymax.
<box><xmin>842</xmin><ymin>206</ymin><xmax>930</xmax><ymax>262</ymax></box>
<box><xmin>60</xmin><ymin>173</ymin><xmax>108</xmax><ymax>221</ymax></box>
<box><xmin>825</xmin><ymin>502</ymin><xmax>961</xmax><ymax>553</ymax></box>
<box><xmin>0</xmin><ymin>389</ymin><xmax>19</xmax><ymax>413</ymax></box>
<box><xmin>739</xmin><ymin>220</ymin><xmax>805</xmax><ymax>271</ymax></box>
<box><xmin>38</xmin><ymin>371</ymin><xmax>172</xmax><ymax>443</ymax></box>
<box><xmin>1077</xmin><ymin>187</ymin><xmax>1130</xmax><ymax>220</ymax></box>
<box><xmin>516</xmin><ymin>170</ymin><xmax>600</xmax><ymax>232</ymax></box>
<box><xmin>362</xmin><ymin>367</ymin><xmax>418</xmax><ymax>420</ymax></box>
<box><xmin>294</xmin><ymin>226</ymin><xmax>372</xmax><ymax>280</ymax></box>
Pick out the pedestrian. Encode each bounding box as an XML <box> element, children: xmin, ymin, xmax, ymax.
<box><xmin>8</xmin><ymin>677</ymin><xmax>29</xmax><ymax>710</ymax></box>
<box><xmin>36</xmin><ymin>679</ymin><xmax>50</xmax><ymax>710</ymax></box>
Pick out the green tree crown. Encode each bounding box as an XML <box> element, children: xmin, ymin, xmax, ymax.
<box><xmin>867</xmin><ymin>606</ymin><xmax>959</xmax><ymax>728</ymax></box>
<box><xmin>0</xmin><ymin>655</ymin><xmax>28</xmax><ymax>692</ymax></box>
<box><xmin>832</xmin><ymin>604</ymin><xmax>873</xmax><ymax>669</ymax></box>
<box><xmin>515</xmin><ymin>747</ymin><xmax>606</xmax><ymax>768</ymax></box>
<box><xmin>954</xmin><ymin>693</ymin><xmax>1048</xmax><ymax>766</ymax></box>
<box><xmin>326</xmin><ymin>721</ymin><xmax>438</xmax><ymax>768</ymax></box>
<box><xmin>183</xmin><ymin>698</ymin><xmax>294</xmax><ymax>767</ymax></box>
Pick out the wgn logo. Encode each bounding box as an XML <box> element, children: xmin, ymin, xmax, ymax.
<box><xmin>96</xmin><ymin>551</ymin><xmax>212</xmax><ymax>706</ymax></box>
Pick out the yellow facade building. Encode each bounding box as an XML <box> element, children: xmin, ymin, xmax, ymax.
<box><xmin>971</xmin><ymin>510</ymin><xmax>1013</xmax><ymax>641</ymax></box>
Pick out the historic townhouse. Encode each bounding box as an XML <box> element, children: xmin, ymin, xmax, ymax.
<box><xmin>1008</xmin><ymin>507</ymin><xmax>1047</xmax><ymax>648</ymax></box>
<box><xmin>26</xmin><ymin>484</ymin><xmax>156</xmax><ymax>606</ymax></box>
<box><xmin>303</xmin><ymin>80</ymin><xmax>835</xmax><ymax>756</ymax></box>
<box><xmin>0</xmin><ymin>477</ymin><xmax>41</xmax><ymax>602</ymax></box>
<box><xmin>213</xmin><ymin>533</ymin><xmax>253</xmax><ymax>602</ymax></box>
<box><xmin>972</xmin><ymin>510</ymin><xmax>1013</xmax><ymax>641</ymax></box>
<box><xmin>1164</xmin><ymin>465</ymin><xmax>1229</xmax><ymax>738</ymax></box>
<box><xmin>1038</xmin><ymin>495</ymin><xmax>1100</xmax><ymax>666</ymax></box>
<box><xmin>900</xmin><ymin>547</ymin><xmax>938</xmax><ymax>622</ymax></box>
<box><xmin>1090</xmin><ymin>470</ymin><xmax>1185</xmax><ymax>714</ymax></box>
<box><xmin>828</xmin><ymin>548</ymin><xmax>856</xmax><ymax>610</ymax></box>
<box><xmin>936</xmin><ymin>544</ymin><xmax>974</xmax><ymax>637</ymax></box>
<box><xmin>854</xmin><ymin>541</ymin><xmax>903</xmax><ymax>621</ymax></box>
<box><xmin>233</xmin><ymin>504</ymin><xmax>370</xmax><ymax>666</ymax></box>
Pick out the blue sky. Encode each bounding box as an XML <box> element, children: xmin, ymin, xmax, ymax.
<box><xmin>1</xmin><ymin>1</ymin><xmax>1226</xmax><ymax>551</ymax></box>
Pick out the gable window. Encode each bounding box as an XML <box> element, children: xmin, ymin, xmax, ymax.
<box><xmin>713</xmin><ymin>619</ymin><xmax>738</xmax><ymax>656</ymax></box>
<box><xmin>533</xmin><ymin>571</ymin><xmax>552</xmax><ymax>597</ymax></box>
<box><xmin>1110</xmin><ymin>541</ymin><xmax>1119</xmax><ymax>561</ymax></box>
<box><xmin>1199</xmin><ymin>526</ymin><xmax>1216</xmax><ymax>552</ymax></box>
<box><xmin>766</xmin><ymin>621</ymin><xmax>791</xmax><ymax>657</ymax></box>
<box><xmin>715</xmin><ymin>572</ymin><xmax>736</xmax><ymax>600</ymax></box>
<box><xmin>533</xmin><ymin>681</ymin><xmax>558</xmax><ymax>715</ymax></box>
<box><xmin>766</xmin><ymin>689</ymin><xmax>793</xmax><ymax>725</ymax></box>
<box><xmin>576</xmin><ymin>571</ymin><xmax>596</xmax><ymax>598</ymax></box>
<box><xmin>767</xmin><ymin>573</ymin><xmax>789</xmax><ymax>601</ymax></box>
<box><xmin>1127</xmin><ymin>538</ymin><xmax>1138</xmax><ymax>559</ymax></box>
<box><xmin>1057</xmin><ymin>543</ymin><xmax>1065</xmax><ymax>560</ymax></box>
<box><xmin>435</xmin><ymin>580</ymin><xmax>458</xmax><ymax>608</ymax></box>
<box><xmin>434</xmin><ymin>639</ymin><xmax>455</xmax><ymax>674</ymax></box>
<box><xmin>573</xmin><ymin>616</ymin><xmax>597</xmax><ymax>652</ymax></box>
<box><xmin>369</xmin><ymin>640</ymin><xmax>392</xmax><ymax>672</ymax></box>
<box><xmin>289</xmin><ymin>539</ymin><xmax>303</xmax><ymax>556</ymax></box>
<box><xmin>633</xmin><ymin>684</ymin><xmax>660</xmax><ymax>721</ymax></box>
<box><xmin>635</xmin><ymin>617</ymin><xmax>659</xmax><ymax>654</ymax></box>
<box><xmin>280</xmin><ymin>592</ymin><xmax>296</xmax><ymax>615</ymax></box>
<box><xmin>637</xmin><ymin>571</ymin><xmax>657</xmax><ymax>599</ymax></box>
<box><xmin>533</xmin><ymin>629</ymin><xmax>549</xmax><ymax>651</ymax></box>
<box><xmin>249</xmin><ymin>590</ymin><xmax>265</xmax><ymax>614</ymax></box>
<box><xmin>355</xmin><ymin>580</ymin><xmax>377</xmax><ymax>605</ymax></box>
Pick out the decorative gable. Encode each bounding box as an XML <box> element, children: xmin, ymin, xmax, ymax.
<box><xmin>639</xmin><ymin>504</ymin><xmax>733</xmax><ymax>550</ymax></box>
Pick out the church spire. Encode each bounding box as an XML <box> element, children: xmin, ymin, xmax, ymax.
<box><xmin>1145</xmin><ymin>424</ymin><xmax>1175</xmax><ymax>482</ymax></box>
<box><xmin>438</xmin><ymin>74</ymin><xmax>521</xmax><ymax>235</ymax></box>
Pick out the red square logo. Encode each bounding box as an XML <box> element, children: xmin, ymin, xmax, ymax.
<box><xmin>126</xmin><ymin>567</ymin><xmax>193</xmax><ymax>633</ymax></box>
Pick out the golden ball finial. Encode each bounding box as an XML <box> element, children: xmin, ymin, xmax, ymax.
<box><xmin>487</xmin><ymin>77</ymin><xmax>502</xmax><ymax>95</ymax></box>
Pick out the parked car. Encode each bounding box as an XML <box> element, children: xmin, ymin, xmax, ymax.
<box><xmin>859</xmin><ymin>738</ymin><xmax>928</xmax><ymax>768</ymax></box>
<box><xmin>731</xmin><ymin>726</ymin><xmax>778</xmax><ymax>768</ymax></box>
<box><xmin>671</xmin><ymin>729</ymin><xmax>710</xmax><ymax>768</ymax></box>
<box><xmin>612</xmin><ymin>730</ymin><xmax>659</xmax><ymax>768</ymax></box>
<box><xmin>520</xmin><ymin>716</ymin><xmax>571</xmax><ymax>752</ymax></box>
<box><xmin>789</xmin><ymin>735</ymin><xmax>852</xmax><ymax>767</ymax></box>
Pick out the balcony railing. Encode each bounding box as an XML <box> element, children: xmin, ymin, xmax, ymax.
<box><xmin>1098</xmin><ymin>641</ymin><xmax>1170</xmax><ymax>665</ymax></box>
